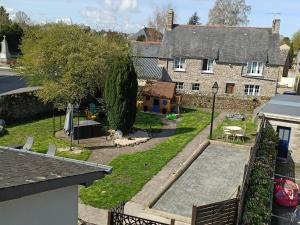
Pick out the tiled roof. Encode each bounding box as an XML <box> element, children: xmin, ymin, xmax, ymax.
<box><xmin>0</xmin><ymin>147</ymin><xmax>112</xmax><ymax>202</ymax></box>
<box><xmin>159</xmin><ymin>25</ymin><xmax>285</xmax><ymax>65</ymax></box>
<box><xmin>142</xmin><ymin>81</ymin><xmax>176</xmax><ymax>99</ymax></box>
<box><xmin>129</xmin><ymin>27</ymin><xmax>163</xmax><ymax>42</ymax></box>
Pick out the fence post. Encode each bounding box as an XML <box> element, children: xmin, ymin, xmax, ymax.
<box><xmin>170</xmin><ymin>218</ymin><xmax>175</xmax><ymax>225</ymax></box>
<box><xmin>191</xmin><ymin>205</ymin><xmax>197</xmax><ymax>225</ymax></box>
<box><xmin>107</xmin><ymin>210</ymin><xmax>112</xmax><ymax>225</ymax></box>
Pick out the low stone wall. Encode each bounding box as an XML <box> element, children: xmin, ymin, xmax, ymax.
<box><xmin>181</xmin><ymin>94</ymin><xmax>270</xmax><ymax>113</ymax></box>
<box><xmin>0</xmin><ymin>91</ymin><xmax>52</xmax><ymax>124</ymax></box>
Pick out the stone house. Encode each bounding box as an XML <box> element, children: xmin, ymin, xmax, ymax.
<box><xmin>0</xmin><ymin>146</ymin><xmax>111</xmax><ymax>225</ymax></box>
<box><xmin>259</xmin><ymin>94</ymin><xmax>300</xmax><ymax>163</ymax></box>
<box><xmin>132</xmin><ymin>10</ymin><xmax>289</xmax><ymax>99</ymax></box>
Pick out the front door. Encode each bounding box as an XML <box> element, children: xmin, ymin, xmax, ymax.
<box><xmin>152</xmin><ymin>98</ymin><xmax>160</xmax><ymax>113</ymax></box>
<box><xmin>277</xmin><ymin>126</ymin><xmax>291</xmax><ymax>159</ymax></box>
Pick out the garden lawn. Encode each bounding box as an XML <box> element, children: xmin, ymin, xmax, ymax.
<box><xmin>212</xmin><ymin>116</ymin><xmax>257</xmax><ymax>144</ymax></box>
<box><xmin>0</xmin><ymin>116</ymin><xmax>91</xmax><ymax>161</ymax></box>
<box><xmin>134</xmin><ymin>111</ymin><xmax>163</xmax><ymax>132</ymax></box>
<box><xmin>80</xmin><ymin>109</ymin><xmax>213</xmax><ymax>209</ymax></box>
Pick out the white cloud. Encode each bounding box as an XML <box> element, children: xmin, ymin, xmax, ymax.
<box><xmin>81</xmin><ymin>0</ymin><xmax>141</xmax><ymax>32</ymax></box>
<box><xmin>119</xmin><ymin>0</ymin><xmax>138</xmax><ymax>12</ymax></box>
<box><xmin>56</xmin><ymin>17</ymin><xmax>72</xmax><ymax>25</ymax></box>
<box><xmin>81</xmin><ymin>7</ymin><xmax>116</xmax><ymax>24</ymax></box>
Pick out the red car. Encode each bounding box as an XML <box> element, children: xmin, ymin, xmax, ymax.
<box><xmin>274</xmin><ymin>178</ymin><xmax>299</xmax><ymax>207</ymax></box>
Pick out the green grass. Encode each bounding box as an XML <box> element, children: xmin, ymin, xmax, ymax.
<box><xmin>0</xmin><ymin>116</ymin><xmax>91</xmax><ymax>161</ymax></box>
<box><xmin>212</xmin><ymin>116</ymin><xmax>257</xmax><ymax>144</ymax></box>
<box><xmin>80</xmin><ymin>109</ymin><xmax>213</xmax><ymax>209</ymax></box>
<box><xmin>134</xmin><ymin>111</ymin><xmax>163</xmax><ymax>132</ymax></box>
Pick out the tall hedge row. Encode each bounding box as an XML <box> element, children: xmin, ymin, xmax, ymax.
<box><xmin>243</xmin><ymin>125</ymin><xmax>279</xmax><ymax>225</ymax></box>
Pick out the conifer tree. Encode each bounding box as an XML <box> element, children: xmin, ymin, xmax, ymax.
<box><xmin>105</xmin><ymin>55</ymin><xmax>138</xmax><ymax>134</ymax></box>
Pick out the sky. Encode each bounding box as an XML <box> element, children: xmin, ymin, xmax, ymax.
<box><xmin>1</xmin><ymin>0</ymin><xmax>299</xmax><ymax>37</ymax></box>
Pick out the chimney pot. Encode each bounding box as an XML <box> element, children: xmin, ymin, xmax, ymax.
<box><xmin>167</xmin><ymin>9</ymin><xmax>174</xmax><ymax>31</ymax></box>
<box><xmin>272</xmin><ymin>19</ymin><xmax>280</xmax><ymax>33</ymax></box>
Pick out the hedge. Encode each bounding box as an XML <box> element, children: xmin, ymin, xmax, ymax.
<box><xmin>243</xmin><ymin>124</ymin><xmax>279</xmax><ymax>225</ymax></box>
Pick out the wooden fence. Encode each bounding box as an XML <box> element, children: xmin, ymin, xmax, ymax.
<box><xmin>191</xmin><ymin>198</ymin><xmax>239</xmax><ymax>225</ymax></box>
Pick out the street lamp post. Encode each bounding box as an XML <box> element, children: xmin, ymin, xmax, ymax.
<box><xmin>209</xmin><ymin>82</ymin><xmax>219</xmax><ymax>140</ymax></box>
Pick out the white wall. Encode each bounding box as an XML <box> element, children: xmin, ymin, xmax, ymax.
<box><xmin>279</xmin><ymin>77</ymin><xmax>295</xmax><ymax>88</ymax></box>
<box><xmin>0</xmin><ymin>185</ymin><xmax>78</xmax><ymax>225</ymax></box>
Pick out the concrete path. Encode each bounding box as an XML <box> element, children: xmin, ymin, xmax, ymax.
<box><xmin>88</xmin><ymin>118</ymin><xmax>176</xmax><ymax>164</ymax></box>
<box><xmin>153</xmin><ymin>143</ymin><xmax>249</xmax><ymax>217</ymax></box>
<box><xmin>131</xmin><ymin>113</ymin><xmax>226</xmax><ymax>206</ymax></box>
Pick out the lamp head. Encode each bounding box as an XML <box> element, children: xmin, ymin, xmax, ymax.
<box><xmin>212</xmin><ymin>82</ymin><xmax>219</xmax><ymax>95</ymax></box>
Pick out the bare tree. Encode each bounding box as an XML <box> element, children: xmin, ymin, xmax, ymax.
<box><xmin>147</xmin><ymin>3</ymin><xmax>174</xmax><ymax>33</ymax></box>
<box><xmin>13</xmin><ymin>11</ymin><xmax>30</xmax><ymax>25</ymax></box>
<box><xmin>208</xmin><ymin>0</ymin><xmax>251</xmax><ymax>26</ymax></box>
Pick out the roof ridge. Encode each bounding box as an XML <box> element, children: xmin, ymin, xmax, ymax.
<box><xmin>177</xmin><ymin>24</ymin><xmax>271</xmax><ymax>30</ymax></box>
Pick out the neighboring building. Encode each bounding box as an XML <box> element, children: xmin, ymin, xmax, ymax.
<box><xmin>132</xmin><ymin>10</ymin><xmax>289</xmax><ymax>99</ymax></box>
<box><xmin>259</xmin><ymin>95</ymin><xmax>300</xmax><ymax>162</ymax></box>
<box><xmin>141</xmin><ymin>80</ymin><xmax>179</xmax><ymax>113</ymax></box>
<box><xmin>131</xmin><ymin>41</ymin><xmax>169</xmax><ymax>86</ymax></box>
<box><xmin>0</xmin><ymin>147</ymin><xmax>112</xmax><ymax>225</ymax></box>
<box><xmin>129</xmin><ymin>27</ymin><xmax>163</xmax><ymax>42</ymax></box>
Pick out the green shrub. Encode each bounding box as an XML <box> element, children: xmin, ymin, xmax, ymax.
<box><xmin>243</xmin><ymin>123</ymin><xmax>278</xmax><ymax>225</ymax></box>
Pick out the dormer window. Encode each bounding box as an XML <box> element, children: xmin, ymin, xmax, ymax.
<box><xmin>247</xmin><ymin>61</ymin><xmax>264</xmax><ymax>75</ymax></box>
<box><xmin>202</xmin><ymin>59</ymin><xmax>214</xmax><ymax>73</ymax></box>
<box><xmin>174</xmin><ymin>57</ymin><xmax>186</xmax><ymax>71</ymax></box>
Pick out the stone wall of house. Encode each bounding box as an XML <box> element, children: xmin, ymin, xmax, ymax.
<box><xmin>181</xmin><ymin>93</ymin><xmax>270</xmax><ymax>113</ymax></box>
<box><xmin>158</xmin><ymin>58</ymin><xmax>283</xmax><ymax>98</ymax></box>
<box><xmin>0</xmin><ymin>91</ymin><xmax>52</xmax><ymax>124</ymax></box>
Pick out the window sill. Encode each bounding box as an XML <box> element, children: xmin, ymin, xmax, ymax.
<box><xmin>191</xmin><ymin>90</ymin><xmax>200</xmax><ymax>92</ymax></box>
<box><xmin>201</xmin><ymin>71</ymin><xmax>214</xmax><ymax>74</ymax></box>
<box><xmin>174</xmin><ymin>69</ymin><xmax>186</xmax><ymax>72</ymax></box>
<box><xmin>246</xmin><ymin>73</ymin><xmax>263</xmax><ymax>77</ymax></box>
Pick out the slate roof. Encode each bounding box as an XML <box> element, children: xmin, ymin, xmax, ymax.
<box><xmin>0</xmin><ymin>147</ymin><xmax>112</xmax><ymax>202</ymax></box>
<box><xmin>131</xmin><ymin>41</ymin><xmax>161</xmax><ymax>58</ymax></box>
<box><xmin>133</xmin><ymin>57</ymin><xmax>163</xmax><ymax>80</ymax></box>
<box><xmin>131</xmin><ymin>42</ymin><xmax>163</xmax><ymax>80</ymax></box>
<box><xmin>260</xmin><ymin>94</ymin><xmax>300</xmax><ymax>120</ymax></box>
<box><xmin>142</xmin><ymin>81</ymin><xmax>176</xmax><ymax>99</ymax></box>
<box><xmin>159</xmin><ymin>25</ymin><xmax>284</xmax><ymax>65</ymax></box>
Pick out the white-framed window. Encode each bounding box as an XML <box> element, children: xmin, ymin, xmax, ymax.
<box><xmin>247</xmin><ymin>61</ymin><xmax>264</xmax><ymax>75</ymax></box>
<box><xmin>202</xmin><ymin>59</ymin><xmax>214</xmax><ymax>73</ymax></box>
<box><xmin>192</xmin><ymin>83</ymin><xmax>200</xmax><ymax>91</ymax></box>
<box><xmin>174</xmin><ymin>57</ymin><xmax>186</xmax><ymax>71</ymax></box>
<box><xmin>244</xmin><ymin>84</ymin><xmax>260</xmax><ymax>96</ymax></box>
<box><xmin>176</xmin><ymin>82</ymin><xmax>184</xmax><ymax>90</ymax></box>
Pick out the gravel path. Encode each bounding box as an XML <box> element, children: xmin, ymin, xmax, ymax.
<box><xmin>88</xmin><ymin>118</ymin><xmax>176</xmax><ymax>164</ymax></box>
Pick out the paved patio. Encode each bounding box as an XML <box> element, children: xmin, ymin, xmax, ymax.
<box><xmin>152</xmin><ymin>143</ymin><xmax>250</xmax><ymax>217</ymax></box>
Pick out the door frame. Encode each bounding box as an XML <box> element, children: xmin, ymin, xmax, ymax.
<box><xmin>276</xmin><ymin>126</ymin><xmax>291</xmax><ymax>159</ymax></box>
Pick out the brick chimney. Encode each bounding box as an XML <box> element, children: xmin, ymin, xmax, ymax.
<box><xmin>167</xmin><ymin>9</ymin><xmax>174</xmax><ymax>31</ymax></box>
<box><xmin>272</xmin><ymin>19</ymin><xmax>280</xmax><ymax>33</ymax></box>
